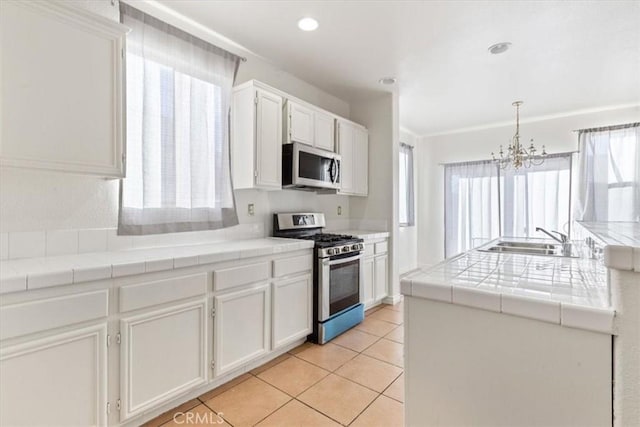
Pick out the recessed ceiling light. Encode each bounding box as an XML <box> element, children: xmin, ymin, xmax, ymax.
<box><xmin>378</xmin><ymin>77</ymin><xmax>397</xmax><ymax>85</ymax></box>
<box><xmin>298</xmin><ymin>17</ymin><xmax>319</xmax><ymax>31</ymax></box>
<box><xmin>488</xmin><ymin>42</ymin><xmax>512</xmax><ymax>54</ymax></box>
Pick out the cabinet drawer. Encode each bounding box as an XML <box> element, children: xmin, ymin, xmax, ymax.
<box><xmin>273</xmin><ymin>255</ymin><xmax>313</xmax><ymax>278</ymax></box>
<box><xmin>364</xmin><ymin>243</ymin><xmax>375</xmax><ymax>257</ymax></box>
<box><xmin>213</xmin><ymin>262</ymin><xmax>270</xmax><ymax>292</ymax></box>
<box><xmin>0</xmin><ymin>290</ymin><xmax>109</xmax><ymax>340</ymax></box>
<box><xmin>375</xmin><ymin>241</ymin><xmax>388</xmax><ymax>254</ymax></box>
<box><xmin>119</xmin><ymin>273</ymin><xmax>207</xmax><ymax>313</ymax></box>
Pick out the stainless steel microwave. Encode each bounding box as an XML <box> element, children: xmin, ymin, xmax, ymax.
<box><xmin>282</xmin><ymin>142</ymin><xmax>341</xmax><ymax>190</ymax></box>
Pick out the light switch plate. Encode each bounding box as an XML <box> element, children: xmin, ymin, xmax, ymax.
<box><xmin>248</xmin><ymin>203</ymin><xmax>255</xmax><ymax>216</ymax></box>
<box><xmin>337</xmin><ymin>206</ymin><xmax>342</xmax><ymax>216</ymax></box>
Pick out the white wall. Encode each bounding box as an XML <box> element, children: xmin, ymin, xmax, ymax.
<box><xmin>398</xmin><ymin>130</ymin><xmax>418</xmax><ymax>274</ymax></box>
<box><xmin>350</xmin><ymin>92</ymin><xmax>401</xmax><ymax>300</ymax></box>
<box><xmin>417</xmin><ymin>105</ymin><xmax>640</xmax><ymax>267</ymax></box>
<box><xmin>0</xmin><ymin>0</ymin><xmax>351</xmax><ymax>239</ymax></box>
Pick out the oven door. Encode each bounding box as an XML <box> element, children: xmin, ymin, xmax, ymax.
<box><xmin>318</xmin><ymin>252</ymin><xmax>363</xmax><ymax>322</ymax></box>
<box><xmin>292</xmin><ymin>143</ymin><xmax>341</xmax><ymax>190</ymax></box>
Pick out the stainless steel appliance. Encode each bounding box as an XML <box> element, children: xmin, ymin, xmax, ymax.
<box><xmin>282</xmin><ymin>143</ymin><xmax>341</xmax><ymax>190</ymax></box>
<box><xmin>273</xmin><ymin>212</ymin><xmax>364</xmax><ymax>344</ymax></box>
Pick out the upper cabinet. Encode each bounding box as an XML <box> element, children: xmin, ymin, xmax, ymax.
<box><xmin>284</xmin><ymin>100</ymin><xmax>336</xmax><ymax>152</ymax></box>
<box><xmin>0</xmin><ymin>0</ymin><xmax>128</xmax><ymax>177</ymax></box>
<box><xmin>231</xmin><ymin>82</ymin><xmax>283</xmax><ymax>191</ymax></box>
<box><xmin>337</xmin><ymin>119</ymin><xmax>369</xmax><ymax>196</ymax></box>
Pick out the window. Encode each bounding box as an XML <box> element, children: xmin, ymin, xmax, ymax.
<box><xmin>399</xmin><ymin>143</ymin><xmax>415</xmax><ymax>226</ymax></box>
<box><xmin>444</xmin><ymin>162</ymin><xmax>500</xmax><ymax>257</ymax></box>
<box><xmin>575</xmin><ymin>124</ymin><xmax>640</xmax><ymax>222</ymax></box>
<box><xmin>444</xmin><ymin>154</ymin><xmax>572</xmax><ymax>258</ymax></box>
<box><xmin>118</xmin><ymin>5</ymin><xmax>241</xmax><ymax>235</ymax></box>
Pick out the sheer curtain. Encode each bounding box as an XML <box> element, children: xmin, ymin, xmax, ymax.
<box><xmin>501</xmin><ymin>154</ymin><xmax>572</xmax><ymax>238</ymax></box>
<box><xmin>118</xmin><ymin>4</ymin><xmax>241</xmax><ymax>235</ymax></box>
<box><xmin>445</xmin><ymin>161</ymin><xmax>500</xmax><ymax>257</ymax></box>
<box><xmin>575</xmin><ymin>124</ymin><xmax>640</xmax><ymax>222</ymax></box>
<box><xmin>399</xmin><ymin>143</ymin><xmax>415</xmax><ymax>226</ymax></box>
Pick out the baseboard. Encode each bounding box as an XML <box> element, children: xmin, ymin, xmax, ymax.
<box><xmin>383</xmin><ymin>294</ymin><xmax>403</xmax><ymax>305</ymax></box>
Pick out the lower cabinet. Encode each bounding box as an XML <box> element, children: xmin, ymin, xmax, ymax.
<box><xmin>0</xmin><ymin>323</ymin><xmax>108</xmax><ymax>426</ymax></box>
<box><xmin>272</xmin><ymin>274</ymin><xmax>312</xmax><ymax>349</ymax></box>
<box><xmin>213</xmin><ymin>284</ymin><xmax>271</xmax><ymax>377</ymax></box>
<box><xmin>363</xmin><ymin>257</ymin><xmax>375</xmax><ymax>307</ymax></box>
<box><xmin>375</xmin><ymin>254</ymin><xmax>389</xmax><ymax>300</ymax></box>
<box><xmin>119</xmin><ymin>300</ymin><xmax>208</xmax><ymax>421</ymax></box>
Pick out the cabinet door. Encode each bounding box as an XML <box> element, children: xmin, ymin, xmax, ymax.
<box><xmin>287</xmin><ymin>101</ymin><xmax>315</xmax><ymax>145</ymax></box>
<box><xmin>337</xmin><ymin>121</ymin><xmax>355</xmax><ymax>194</ymax></box>
<box><xmin>314</xmin><ymin>111</ymin><xmax>335</xmax><ymax>152</ymax></box>
<box><xmin>273</xmin><ymin>274</ymin><xmax>312</xmax><ymax>349</ymax></box>
<box><xmin>362</xmin><ymin>257</ymin><xmax>375</xmax><ymax>307</ymax></box>
<box><xmin>255</xmin><ymin>89</ymin><xmax>283</xmax><ymax>189</ymax></box>
<box><xmin>214</xmin><ymin>284</ymin><xmax>270</xmax><ymax>377</ymax></box>
<box><xmin>0</xmin><ymin>324</ymin><xmax>108</xmax><ymax>426</ymax></box>
<box><xmin>0</xmin><ymin>1</ymin><xmax>127</xmax><ymax>177</ymax></box>
<box><xmin>354</xmin><ymin>127</ymin><xmax>369</xmax><ymax>196</ymax></box>
<box><xmin>120</xmin><ymin>300</ymin><xmax>207</xmax><ymax>420</ymax></box>
<box><xmin>374</xmin><ymin>255</ymin><xmax>389</xmax><ymax>300</ymax></box>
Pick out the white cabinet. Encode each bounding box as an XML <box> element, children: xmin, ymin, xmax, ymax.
<box><xmin>284</xmin><ymin>101</ymin><xmax>315</xmax><ymax>146</ymax></box>
<box><xmin>337</xmin><ymin>120</ymin><xmax>369</xmax><ymax>196</ymax></box>
<box><xmin>0</xmin><ymin>0</ymin><xmax>128</xmax><ymax>177</ymax></box>
<box><xmin>375</xmin><ymin>254</ymin><xmax>389</xmax><ymax>301</ymax></box>
<box><xmin>362</xmin><ymin>257</ymin><xmax>375</xmax><ymax>307</ymax></box>
<box><xmin>213</xmin><ymin>284</ymin><xmax>271</xmax><ymax>377</ymax></box>
<box><xmin>314</xmin><ymin>111</ymin><xmax>335</xmax><ymax>152</ymax></box>
<box><xmin>272</xmin><ymin>274</ymin><xmax>312</xmax><ymax>349</ymax></box>
<box><xmin>0</xmin><ymin>324</ymin><xmax>108</xmax><ymax>426</ymax></box>
<box><xmin>119</xmin><ymin>300</ymin><xmax>207</xmax><ymax>420</ymax></box>
<box><xmin>231</xmin><ymin>82</ymin><xmax>283</xmax><ymax>190</ymax></box>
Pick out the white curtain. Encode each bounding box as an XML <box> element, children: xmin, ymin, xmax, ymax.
<box><xmin>445</xmin><ymin>162</ymin><xmax>500</xmax><ymax>257</ymax></box>
<box><xmin>118</xmin><ymin>4</ymin><xmax>240</xmax><ymax>235</ymax></box>
<box><xmin>575</xmin><ymin>124</ymin><xmax>640</xmax><ymax>222</ymax></box>
<box><xmin>399</xmin><ymin>143</ymin><xmax>415</xmax><ymax>226</ymax></box>
<box><xmin>501</xmin><ymin>154</ymin><xmax>572</xmax><ymax>238</ymax></box>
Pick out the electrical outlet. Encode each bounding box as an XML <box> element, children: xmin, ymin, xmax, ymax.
<box><xmin>337</xmin><ymin>206</ymin><xmax>342</xmax><ymax>216</ymax></box>
<box><xmin>248</xmin><ymin>203</ymin><xmax>255</xmax><ymax>216</ymax></box>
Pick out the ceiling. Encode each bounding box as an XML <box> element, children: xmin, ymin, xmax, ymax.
<box><xmin>158</xmin><ymin>0</ymin><xmax>640</xmax><ymax>136</ymax></box>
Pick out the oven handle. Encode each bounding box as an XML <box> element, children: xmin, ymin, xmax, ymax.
<box><xmin>323</xmin><ymin>253</ymin><xmax>363</xmax><ymax>266</ymax></box>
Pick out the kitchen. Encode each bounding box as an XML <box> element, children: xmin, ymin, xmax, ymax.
<box><xmin>0</xmin><ymin>1</ymin><xmax>638</xmax><ymax>426</ymax></box>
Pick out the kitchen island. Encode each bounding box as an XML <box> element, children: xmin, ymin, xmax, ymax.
<box><xmin>401</xmin><ymin>238</ymin><xmax>614</xmax><ymax>426</ymax></box>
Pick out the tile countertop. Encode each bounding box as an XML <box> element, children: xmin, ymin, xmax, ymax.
<box><xmin>0</xmin><ymin>238</ymin><xmax>314</xmax><ymax>295</ymax></box>
<box><xmin>401</xmin><ymin>239</ymin><xmax>614</xmax><ymax>334</ymax></box>
<box><xmin>327</xmin><ymin>230</ymin><xmax>390</xmax><ymax>239</ymax></box>
<box><xmin>576</xmin><ymin>221</ymin><xmax>640</xmax><ymax>271</ymax></box>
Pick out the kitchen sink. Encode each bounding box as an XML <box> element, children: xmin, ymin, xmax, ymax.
<box><xmin>478</xmin><ymin>240</ymin><xmax>579</xmax><ymax>257</ymax></box>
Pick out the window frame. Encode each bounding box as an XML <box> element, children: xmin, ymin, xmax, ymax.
<box><xmin>399</xmin><ymin>142</ymin><xmax>416</xmax><ymax>227</ymax></box>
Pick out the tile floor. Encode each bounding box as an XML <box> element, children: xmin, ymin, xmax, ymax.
<box><xmin>144</xmin><ymin>302</ymin><xmax>404</xmax><ymax>427</ymax></box>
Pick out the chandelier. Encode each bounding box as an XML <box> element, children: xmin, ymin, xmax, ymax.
<box><xmin>492</xmin><ymin>101</ymin><xmax>546</xmax><ymax>169</ymax></box>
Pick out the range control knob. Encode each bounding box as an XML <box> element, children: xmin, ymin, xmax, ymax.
<box><xmin>351</xmin><ymin>244</ymin><xmax>360</xmax><ymax>251</ymax></box>
<box><xmin>327</xmin><ymin>248</ymin><xmax>334</xmax><ymax>256</ymax></box>
<box><xmin>342</xmin><ymin>245</ymin><xmax>351</xmax><ymax>253</ymax></box>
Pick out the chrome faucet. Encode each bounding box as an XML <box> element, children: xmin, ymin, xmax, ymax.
<box><xmin>535</xmin><ymin>227</ymin><xmax>568</xmax><ymax>244</ymax></box>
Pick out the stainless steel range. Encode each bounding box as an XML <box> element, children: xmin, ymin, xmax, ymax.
<box><xmin>273</xmin><ymin>212</ymin><xmax>364</xmax><ymax>344</ymax></box>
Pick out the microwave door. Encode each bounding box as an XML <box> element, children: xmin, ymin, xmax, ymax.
<box><xmin>292</xmin><ymin>144</ymin><xmax>340</xmax><ymax>189</ymax></box>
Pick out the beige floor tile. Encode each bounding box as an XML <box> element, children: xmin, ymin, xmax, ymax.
<box><xmin>295</xmin><ymin>342</ymin><xmax>357</xmax><ymax>371</ymax></box>
<box><xmin>331</xmin><ymin>328</ymin><xmax>380</xmax><ymax>352</ymax></box>
<box><xmin>250</xmin><ymin>353</ymin><xmax>291</xmax><ymax>375</ymax></box>
<box><xmin>365</xmin><ymin>305</ymin><xmax>383</xmax><ymax>316</ymax></box>
<box><xmin>363</xmin><ymin>338</ymin><xmax>404</xmax><ymax>367</ymax></box>
<box><xmin>369</xmin><ymin>307</ymin><xmax>404</xmax><ymax>325</ymax></box>
<box><xmin>203</xmin><ymin>377</ymin><xmax>290</xmax><ymax>427</ymax></box>
<box><xmin>355</xmin><ymin>317</ymin><xmax>397</xmax><ymax>337</ymax></box>
<box><xmin>143</xmin><ymin>399</ymin><xmax>201</xmax><ymax>427</ymax></box>
<box><xmin>258</xmin><ymin>356</ymin><xmax>330</xmax><ymax>396</ymax></box>
<box><xmin>384</xmin><ymin>325</ymin><xmax>404</xmax><ymax>343</ymax></box>
<box><xmin>255</xmin><ymin>399</ymin><xmax>341</xmax><ymax>427</ymax></box>
<box><xmin>383</xmin><ymin>373</ymin><xmax>404</xmax><ymax>403</ymax></box>
<box><xmin>288</xmin><ymin>341</ymin><xmax>316</xmax><ymax>355</ymax></box>
<box><xmin>298</xmin><ymin>374</ymin><xmax>377</xmax><ymax>425</ymax></box>
<box><xmin>161</xmin><ymin>404</ymin><xmax>231</xmax><ymax>427</ymax></box>
<box><xmin>350</xmin><ymin>395</ymin><xmax>404</xmax><ymax>427</ymax></box>
<box><xmin>197</xmin><ymin>373</ymin><xmax>252</xmax><ymax>403</ymax></box>
<box><xmin>388</xmin><ymin>300</ymin><xmax>404</xmax><ymax>312</ymax></box>
<box><xmin>334</xmin><ymin>354</ymin><xmax>402</xmax><ymax>392</ymax></box>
